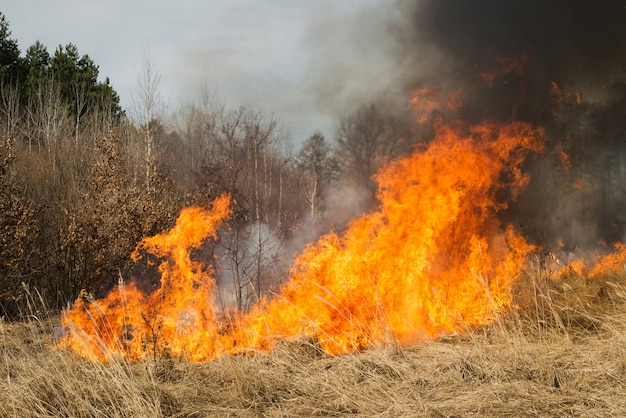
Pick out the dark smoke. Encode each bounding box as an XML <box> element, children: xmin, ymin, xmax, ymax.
<box><xmin>393</xmin><ymin>0</ymin><xmax>626</xmax><ymax>251</ymax></box>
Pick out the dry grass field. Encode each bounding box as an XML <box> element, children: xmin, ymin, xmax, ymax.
<box><xmin>2</xmin><ymin>265</ymin><xmax>626</xmax><ymax>417</ymax></box>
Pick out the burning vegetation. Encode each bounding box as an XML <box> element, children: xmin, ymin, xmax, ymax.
<box><xmin>0</xmin><ymin>0</ymin><xmax>622</xmax><ymax>370</ymax></box>
<box><xmin>59</xmin><ymin>107</ymin><xmax>626</xmax><ymax>362</ymax></box>
<box><xmin>58</xmin><ymin>0</ymin><xmax>626</xmax><ymax>361</ymax></box>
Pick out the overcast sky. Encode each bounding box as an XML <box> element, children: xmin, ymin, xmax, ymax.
<box><xmin>3</xmin><ymin>1</ymin><xmax>402</xmax><ymax>143</ymax></box>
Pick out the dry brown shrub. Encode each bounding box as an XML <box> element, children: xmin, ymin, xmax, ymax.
<box><xmin>57</xmin><ymin>131</ymin><xmax>184</xmax><ymax>298</ymax></box>
<box><xmin>0</xmin><ymin>136</ymin><xmax>42</xmax><ymax>315</ymax></box>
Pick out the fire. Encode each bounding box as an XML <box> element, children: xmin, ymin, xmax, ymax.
<box><xmin>60</xmin><ymin>63</ymin><xmax>626</xmax><ymax>361</ymax></box>
<box><xmin>550</xmin><ymin>82</ymin><xmax>582</xmax><ymax>106</ymax></box>
<box><xmin>480</xmin><ymin>52</ymin><xmax>535</xmax><ymax>86</ymax></box>
<box><xmin>60</xmin><ymin>119</ymin><xmax>549</xmax><ymax>362</ymax></box>
<box><xmin>60</xmin><ymin>195</ymin><xmax>233</xmax><ymax>362</ymax></box>
<box><xmin>410</xmin><ymin>87</ymin><xmax>466</xmax><ymax>124</ymax></box>
<box><xmin>446</xmin><ymin>88</ymin><xmax>466</xmax><ymax>110</ymax></box>
<box><xmin>240</xmin><ymin>121</ymin><xmax>544</xmax><ymax>354</ymax></box>
<box><xmin>410</xmin><ymin>87</ymin><xmax>440</xmax><ymax>124</ymax></box>
<box><xmin>589</xmin><ymin>243</ymin><xmax>626</xmax><ymax>278</ymax></box>
<box><xmin>553</xmin><ymin>243</ymin><xmax>626</xmax><ymax>279</ymax></box>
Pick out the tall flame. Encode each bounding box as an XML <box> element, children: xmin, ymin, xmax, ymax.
<box><xmin>60</xmin><ymin>119</ymin><xmax>552</xmax><ymax>362</ymax></box>
<box><xmin>60</xmin><ymin>195</ymin><xmax>233</xmax><ymax>362</ymax></box>
<box><xmin>240</xmin><ymin>121</ymin><xmax>544</xmax><ymax>353</ymax></box>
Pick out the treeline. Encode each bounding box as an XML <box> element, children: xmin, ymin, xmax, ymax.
<box><xmin>0</xmin><ymin>13</ymin><xmax>414</xmax><ymax>316</ymax></box>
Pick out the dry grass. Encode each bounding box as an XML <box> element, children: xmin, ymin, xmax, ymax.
<box><xmin>2</xmin><ymin>268</ymin><xmax>626</xmax><ymax>417</ymax></box>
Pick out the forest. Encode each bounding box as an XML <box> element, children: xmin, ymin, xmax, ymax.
<box><xmin>0</xmin><ymin>13</ymin><xmax>418</xmax><ymax>317</ymax></box>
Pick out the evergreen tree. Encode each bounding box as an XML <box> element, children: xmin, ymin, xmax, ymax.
<box><xmin>24</xmin><ymin>40</ymin><xmax>50</xmax><ymax>96</ymax></box>
<box><xmin>0</xmin><ymin>13</ymin><xmax>122</xmax><ymax>123</ymax></box>
<box><xmin>0</xmin><ymin>13</ymin><xmax>23</xmax><ymax>86</ymax></box>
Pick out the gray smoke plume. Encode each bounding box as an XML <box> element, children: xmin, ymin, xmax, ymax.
<box><xmin>389</xmin><ymin>0</ymin><xmax>626</xmax><ymax>251</ymax></box>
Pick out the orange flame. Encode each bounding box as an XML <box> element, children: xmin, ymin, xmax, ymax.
<box><xmin>410</xmin><ymin>87</ymin><xmax>440</xmax><ymax>124</ymax></box>
<box><xmin>60</xmin><ymin>119</ymin><xmax>551</xmax><ymax>362</ymax></box>
<box><xmin>550</xmin><ymin>81</ymin><xmax>582</xmax><ymax>106</ymax></box>
<box><xmin>60</xmin><ymin>195</ymin><xmax>233</xmax><ymax>362</ymax></box>
<box><xmin>548</xmin><ymin>242</ymin><xmax>626</xmax><ymax>280</ymax></box>
<box><xmin>588</xmin><ymin>243</ymin><xmax>626</xmax><ymax>278</ymax></box>
<box><xmin>410</xmin><ymin>87</ymin><xmax>467</xmax><ymax>124</ymax></box>
<box><xmin>240</xmin><ymin>121</ymin><xmax>545</xmax><ymax>353</ymax></box>
<box><xmin>446</xmin><ymin>88</ymin><xmax>466</xmax><ymax>110</ymax></box>
<box><xmin>480</xmin><ymin>53</ymin><xmax>535</xmax><ymax>86</ymax></box>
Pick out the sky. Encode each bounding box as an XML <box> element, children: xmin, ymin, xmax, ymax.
<box><xmin>3</xmin><ymin>0</ymin><xmax>401</xmax><ymax>143</ymax></box>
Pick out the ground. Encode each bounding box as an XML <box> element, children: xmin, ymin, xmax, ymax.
<box><xmin>1</xmin><ymin>269</ymin><xmax>625</xmax><ymax>417</ymax></box>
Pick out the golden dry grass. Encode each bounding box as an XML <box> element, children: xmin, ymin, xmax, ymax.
<box><xmin>2</xmin><ymin>267</ymin><xmax>626</xmax><ymax>417</ymax></box>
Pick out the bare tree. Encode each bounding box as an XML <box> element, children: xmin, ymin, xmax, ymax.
<box><xmin>336</xmin><ymin>104</ymin><xmax>407</xmax><ymax>197</ymax></box>
<box><xmin>0</xmin><ymin>81</ymin><xmax>21</xmax><ymax>140</ymax></box>
<box><xmin>269</xmin><ymin>128</ymin><xmax>293</xmax><ymax>229</ymax></box>
<box><xmin>296</xmin><ymin>132</ymin><xmax>338</xmax><ymax>218</ymax></box>
<box><xmin>242</xmin><ymin>111</ymin><xmax>277</xmax><ymax>222</ymax></box>
<box><xmin>26</xmin><ymin>76</ymin><xmax>71</xmax><ymax>156</ymax></box>
<box><xmin>132</xmin><ymin>54</ymin><xmax>162</xmax><ymax>189</ymax></box>
<box><xmin>72</xmin><ymin>77</ymin><xmax>88</xmax><ymax>147</ymax></box>
<box><xmin>218</xmin><ymin>222</ymin><xmax>285</xmax><ymax>311</ymax></box>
